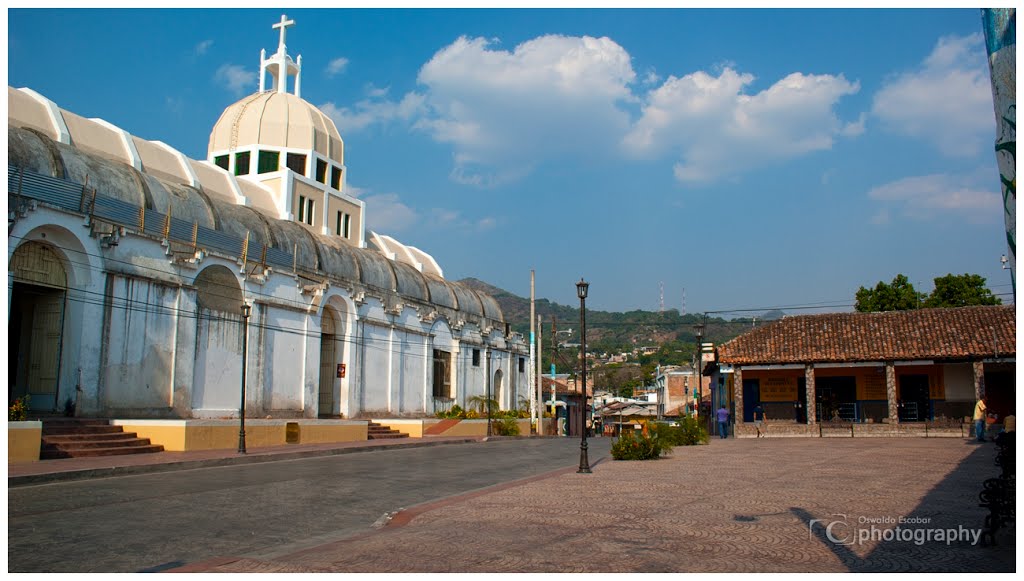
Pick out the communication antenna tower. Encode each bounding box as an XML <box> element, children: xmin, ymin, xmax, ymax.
<box><xmin>659</xmin><ymin>281</ymin><xmax>665</xmax><ymax>313</ymax></box>
<box><xmin>681</xmin><ymin>288</ymin><xmax>686</xmax><ymax>316</ymax></box>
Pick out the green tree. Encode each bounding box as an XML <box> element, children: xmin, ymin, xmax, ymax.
<box><xmin>923</xmin><ymin>273</ymin><xmax>1001</xmax><ymax>308</ymax></box>
<box><xmin>855</xmin><ymin>274</ymin><xmax>925</xmax><ymax>312</ymax></box>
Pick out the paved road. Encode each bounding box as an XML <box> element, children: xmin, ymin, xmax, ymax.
<box><xmin>185</xmin><ymin>438</ymin><xmax>1015</xmax><ymax>574</ymax></box>
<box><xmin>8</xmin><ymin>437</ymin><xmax>611</xmax><ymax>573</ymax></box>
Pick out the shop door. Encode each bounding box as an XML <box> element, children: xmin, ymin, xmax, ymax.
<box><xmin>742</xmin><ymin>379</ymin><xmax>760</xmax><ymax>422</ymax></box>
<box><xmin>898</xmin><ymin>374</ymin><xmax>930</xmax><ymax>422</ymax></box>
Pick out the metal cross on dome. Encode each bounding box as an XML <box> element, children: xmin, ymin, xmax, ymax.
<box><xmin>273</xmin><ymin>15</ymin><xmax>295</xmax><ymax>52</ymax></box>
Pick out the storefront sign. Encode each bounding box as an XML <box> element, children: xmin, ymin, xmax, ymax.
<box><xmin>760</xmin><ymin>376</ymin><xmax>798</xmax><ymax>401</ymax></box>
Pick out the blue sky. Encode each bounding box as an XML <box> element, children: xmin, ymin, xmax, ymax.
<box><xmin>7</xmin><ymin>7</ymin><xmax>1014</xmax><ymax>314</ymax></box>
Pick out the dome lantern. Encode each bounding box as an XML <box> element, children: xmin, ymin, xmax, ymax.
<box><xmin>259</xmin><ymin>14</ymin><xmax>302</xmax><ymax>98</ymax></box>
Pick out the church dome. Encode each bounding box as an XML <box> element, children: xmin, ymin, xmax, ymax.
<box><xmin>208</xmin><ymin>91</ymin><xmax>344</xmax><ymax>165</ymax></box>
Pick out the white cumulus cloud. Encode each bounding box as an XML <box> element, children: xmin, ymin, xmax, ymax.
<box><xmin>362</xmin><ymin>193</ymin><xmax>419</xmax><ymax>232</ymax></box>
<box><xmin>326</xmin><ymin>57</ymin><xmax>349</xmax><ymax>77</ymax></box>
<box><xmin>867</xmin><ymin>172</ymin><xmax>1000</xmax><ymax>223</ymax></box>
<box><xmin>871</xmin><ymin>33</ymin><xmax>994</xmax><ymax>157</ymax></box>
<box><xmin>413</xmin><ymin>34</ymin><xmax>636</xmax><ymax>187</ymax></box>
<box><xmin>195</xmin><ymin>39</ymin><xmax>213</xmax><ymax>56</ymax></box>
<box><xmin>320</xmin><ymin>92</ymin><xmax>426</xmax><ymax>133</ymax></box>
<box><xmin>623</xmin><ymin>68</ymin><xmax>861</xmax><ymax>184</ymax></box>
<box><xmin>215</xmin><ymin>64</ymin><xmax>256</xmax><ymax>96</ymax></box>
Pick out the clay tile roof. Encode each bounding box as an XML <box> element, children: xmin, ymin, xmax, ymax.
<box><xmin>717</xmin><ymin>305</ymin><xmax>1015</xmax><ymax>365</ymax></box>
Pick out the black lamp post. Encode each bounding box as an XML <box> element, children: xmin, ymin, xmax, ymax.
<box><xmin>693</xmin><ymin>322</ymin><xmax>705</xmax><ymax>426</ymax></box>
<box><xmin>238</xmin><ymin>302</ymin><xmax>251</xmax><ymax>454</ymax></box>
<box><xmin>576</xmin><ymin>278</ymin><xmax>591</xmax><ymax>474</ymax></box>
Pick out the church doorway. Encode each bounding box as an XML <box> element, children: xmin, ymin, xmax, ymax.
<box><xmin>318</xmin><ymin>307</ymin><xmax>340</xmax><ymax>417</ymax></box>
<box><xmin>9</xmin><ymin>241</ymin><xmax>69</xmax><ymax>412</ymax></box>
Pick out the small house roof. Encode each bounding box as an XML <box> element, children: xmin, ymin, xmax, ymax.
<box><xmin>717</xmin><ymin>305</ymin><xmax>1015</xmax><ymax>365</ymax></box>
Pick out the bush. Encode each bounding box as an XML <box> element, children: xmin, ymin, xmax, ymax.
<box><xmin>493</xmin><ymin>417</ymin><xmax>520</xmax><ymax>436</ymax></box>
<box><xmin>652</xmin><ymin>417</ymin><xmax>709</xmax><ymax>446</ymax></box>
<box><xmin>9</xmin><ymin>395</ymin><xmax>30</xmax><ymax>421</ymax></box>
<box><xmin>611</xmin><ymin>429</ymin><xmax>665</xmax><ymax>460</ymax></box>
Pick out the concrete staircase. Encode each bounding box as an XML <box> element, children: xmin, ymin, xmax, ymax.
<box><xmin>40</xmin><ymin>418</ymin><xmax>164</xmax><ymax>459</ymax></box>
<box><xmin>367</xmin><ymin>422</ymin><xmax>409</xmax><ymax>440</ymax></box>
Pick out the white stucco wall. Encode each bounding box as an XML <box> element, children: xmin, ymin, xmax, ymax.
<box><xmin>260</xmin><ymin>305</ymin><xmax>306</xmax><ymax>412</ymax></box>
<box><xmin>8</xmin><ymin>206</ymin><xmax>526</xmax><ymax>421</ymax></box>
<box><xmin>100</xmin><ymin>275</ymin><xmax>177</xmax><ymax>411</ymax></box>
<box><xmin>943</xmin><ymin>363</ymin><xmax>976</xmax><ymax>401</ymax></box>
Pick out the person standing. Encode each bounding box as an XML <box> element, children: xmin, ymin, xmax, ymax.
<box><xmin>716</xmin><ymin>405</ymin><xmax>730</xmax><ymax>439</ymax></box>
<box><xmin>973</xmin><ymin>397</ymin><xmax>988</xmax><ymax>442</ymax></box>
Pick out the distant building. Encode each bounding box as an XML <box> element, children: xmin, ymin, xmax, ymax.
<box><xmin>654</xmin><ymin>365</ymin><xmax>710</xmax><ymax>419</ymax></box>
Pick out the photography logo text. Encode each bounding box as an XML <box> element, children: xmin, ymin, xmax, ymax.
<box><xmin>808</xmin><ymin>514</ymin><xmax>982</xmax><ymax>547</ymax></box>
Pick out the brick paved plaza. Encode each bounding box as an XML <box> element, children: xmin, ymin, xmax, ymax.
<box><xmin>181</xmin><ymin>438</ymin><xmax>1015</xmax><ymax>573</ymax></box>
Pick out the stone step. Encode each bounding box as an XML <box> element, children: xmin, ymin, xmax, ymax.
<box><xmin>37</xmin><ymin>418</ymin><xmax>111</xmax><ymax>426</ymax></box>
<box><xmin>38</xmin><ymin>418</ymin><xmax>164</xmax><ymax>459</ymax></box>
<box><xmin>42</xmin><ymin>425</ymin><xmax>126</xmax><ymax>436</ymax></box>
<box><xmin>43</xmin><ymin>436</ymin><xmax>154</xmax><ymax>450</ymax></box>
<box><xmin>366</xmin><ymin>422</ymin><xmax>409</xmax><ymax>440</ymax></box>
<box><xmin>368</xmin><ymin>433</ymin><xmax>409</xmax><ymax>439</ymax></box>
<box><xmin>40</xmin><ymin>444</ymin><xmax>165</xmax><ymax>460</ymax></box>
<box><xmin>42</xmin><ymin>432</ymin><xmax>141</xmax><ymax>444</ymax></box>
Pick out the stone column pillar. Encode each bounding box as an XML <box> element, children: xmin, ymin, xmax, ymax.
<box><xmin>885</xmin><ymin>362</ymin><xmax>898</xmax><ymax>424</ymax></box>
<box><xmin>804</xmin><ymin>364</ymin><xmax>816</xmax><ymax>425</ymax></box>
<box><xmin>733</xmin><ymin>367</ymin><xmax>744</xmax><ymax>423</ymax></box>
<box><xmin>972</xmin><ymin>360</ymin><xmax>986</xmax><ymax>400</ymax></box>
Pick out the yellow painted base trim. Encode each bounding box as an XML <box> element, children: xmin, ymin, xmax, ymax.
<box><xmin>112</xmin><ymin>420</ymin><xmax>368</xmax><ymax>451</ymax></box>
<box><xmin>374</xmin><ymin>418</ymin><xmax>555</xmax><ymax>438</ymax></box>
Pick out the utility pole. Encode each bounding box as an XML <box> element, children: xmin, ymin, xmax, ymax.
<box><xmin>529</xmin><ymin>270</ymin><xmax>536</xmax><ymax>433</ymax></box>
<box><xmin>536</xmin><ymin>313</ymin><xmax>543</xmax><ymax>434</ymax></box>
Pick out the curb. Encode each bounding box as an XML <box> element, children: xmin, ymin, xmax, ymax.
<box><xmin>8</xmin><ymin>437</ymin><xmax>483</xmax><ymax>487</ymax></box>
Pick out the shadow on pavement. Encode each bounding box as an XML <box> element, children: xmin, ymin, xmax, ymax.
<box><xmin>792</xmin><ymin>443</ymin><xmax>1014</xmax><ymax>572</ymax></box>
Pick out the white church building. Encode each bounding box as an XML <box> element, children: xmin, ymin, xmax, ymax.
<box><xmin>8</xmin><ymin>16</ymin><xmax>529</xmax><ymax>420</ymax></box>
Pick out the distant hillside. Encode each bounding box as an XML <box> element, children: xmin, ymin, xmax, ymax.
<box><xmin>458</xmin><ymin>277</ymin><xmax>748</xmax><ymax>351</ymax></box>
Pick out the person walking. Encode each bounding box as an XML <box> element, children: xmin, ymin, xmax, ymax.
<box><xmin>716</xmin><ymin>405</ymin><xmax>730</xmax><ymax>439</ymax></box>
<box><xmin>973</xmin><ymin>396</ymin><xmax>988</xmax><ymax>442</ymax></box>
<box><xmin>752</xmin><ymin>403</ymin><xmax>766</xmax><ymax>438</ymax></box>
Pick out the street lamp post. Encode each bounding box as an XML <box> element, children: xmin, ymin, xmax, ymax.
<box><xmin>239</xmin><ymin>302</ymin><xmax>251</xmax><ymax>454</ymax></box>
<box><xmin>576</xmin><ymin>278</ymin><xmax>591</xmax><ymax>474</ymax></box>
<box><xmin>693</xmin><ymin>322</ymin><xmax>705</xmax><ymax>431</ymax></box>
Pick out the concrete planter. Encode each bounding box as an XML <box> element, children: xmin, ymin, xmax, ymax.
<box><xmin>8</xmin><ymin>421</ymin><xmax>42</xmax><ymax>463</ymax></box>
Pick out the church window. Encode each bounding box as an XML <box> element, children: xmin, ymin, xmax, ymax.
<box><xmin>286</xmin><ymin>153</ymin><xmax>306</xmax><ymax>176</ymax></box>
<box><xmin>315</xmin><ymin>159</ymin><xmax>327</xmax><ymax>183</ymax></box>
<box><xmin>298</xmin><ymin>196</ymin><xmax>306</xmax><ymax>222</ymax></box>
<box><xmin>519</xmin><ymin>357</ymin><xmax>525</xmax><ymax>373</ymax></box>
<box><xmin>342</xmin><ymin>213</ymin><xmax>351</xmax><ymax>238</ymax></box>
<box><xmin>335</xmin><ymin>211</ymin><xmax>342</xmax><ymax>236</ymax></box>
<box><xmin>258</xmin><ymin>150</ymin><xmax>280</xmax><ymax>174</ymax></box>
<box><xmin>214</xmin><ymin>155</ymin><xmax>229</xmax><ymax>171</ymax></box>
<box><xmin>305</xmin><ymin>198</ymin><xmax>315</xmax><ymax>225</ymax></box>
<box><xmin>472</xmin><ymin>349</ymin><xmax>481</xmax><ymax>367</ymax></box>
<box><xmin>330</xmin><ymin>166</ymin><xmax>342</xmax><ymax>190</ymax></box>
<box><xmin>234</xmin><ymin>151</ymin><xmax>250</xmax><ymax>175</ymax></box>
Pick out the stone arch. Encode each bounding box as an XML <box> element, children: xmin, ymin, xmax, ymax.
<box><xmin>430</xmin><ymin>318</ymin><xmax>456</xmax><ymax>409</ymax></box>
<box><xmin>318</xmin><ymin>305</ymin><xmax>342</xmax><ymax>417</ymax></box>
<box><xmin>493</xmin><ymin>368</ymin><xmax>505</xmax><ymax>412</ymax></box>
<box><xmin>9</xmin><ymin>240</ymin><xmax>70</xmax><ymax>410</ymax></box>
<box><xmin>193</xmin><ymin>264</ymin><xmax>243</xmax><ymax>313</ymax></box>
<box><xmin>190</xmin><ymin>264</ymin><xmax>244</xmax><ymax>414</ymax></box>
